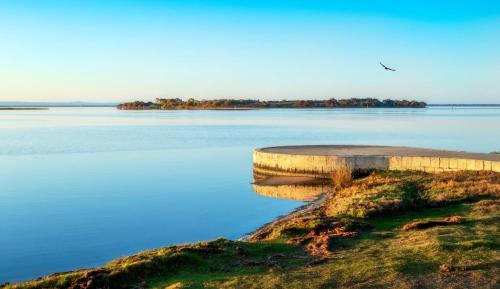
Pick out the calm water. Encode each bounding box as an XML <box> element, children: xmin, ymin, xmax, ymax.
<box><xmin>1</xmin><ymin>106</ymin><xmax>500</xmax><ymax>282</ymax></box>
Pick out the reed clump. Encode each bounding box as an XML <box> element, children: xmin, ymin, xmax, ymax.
<box><xmin>331</xmin><ymin>162</ymin><xmax>353</xmax><ymax>190</ymax></box>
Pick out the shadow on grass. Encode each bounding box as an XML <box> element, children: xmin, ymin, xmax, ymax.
<box><xmin>369</xmin><ymin>204</ymin><xmax>470</xmax><ymax>231</ymax></box>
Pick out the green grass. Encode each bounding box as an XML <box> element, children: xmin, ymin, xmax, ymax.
<box><xmin>137</xmin><ymin>240</ymin><xmax>308</xmax><ymax>289</ymax></box>
<box><xmin>205</xmin><ymin>200</ymin><xmax>498</xmax><ymax>288</ymax></box>
<box><xmin>3</xmin><ymin>240</ymin><xmax>306</xmax><ymax>289</ymax></box>
<box><xmin>369</xmin><ymin>203</ymin><xmax>470</xmax><ymax>231</ymax></box>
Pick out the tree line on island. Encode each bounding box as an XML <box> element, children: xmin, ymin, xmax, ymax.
<box><xmin>117</xmin><ymin>97</ymin><xmax>426</xmax><ymax>110</ymax></box>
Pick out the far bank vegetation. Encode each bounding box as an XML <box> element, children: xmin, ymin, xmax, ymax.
<box><xmin>117</xmin><ymin>98</ymin><xmax>427</xmax><ymax>110</ymax></box>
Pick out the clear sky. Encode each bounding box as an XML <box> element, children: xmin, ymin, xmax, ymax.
<box><xmin>1</xmin><ymin>0</ymin><xmax>499</xmax><ymax>104</ymax></box>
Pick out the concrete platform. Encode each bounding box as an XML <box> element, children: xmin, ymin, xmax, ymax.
<box><xmin>253</xmin><ymin>145</ymin><xmax>500</xmax><ymax>177</ymax></box>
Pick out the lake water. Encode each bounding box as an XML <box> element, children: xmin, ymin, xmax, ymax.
<box><xmin>1</xmin><ymin>106</ymin><xmax>500</xmax><ymax>282</ymax></box>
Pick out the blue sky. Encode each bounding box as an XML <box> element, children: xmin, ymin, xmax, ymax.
<box><xmin>0</xmin><ymin>1</ymin><xmax>499</xmax><ymax>103</ymax></box>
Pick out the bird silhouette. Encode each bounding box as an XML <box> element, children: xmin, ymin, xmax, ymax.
<box><xmin>380</xmin><ymin>62</ymin><xmax>396</xmax><ymax>71</ymax></box>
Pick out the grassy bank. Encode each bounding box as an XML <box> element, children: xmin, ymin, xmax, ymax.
<box><xmin>3</xmin><ymin>171</ymin><xmax>499</xmax><ymax>289</ymax></box>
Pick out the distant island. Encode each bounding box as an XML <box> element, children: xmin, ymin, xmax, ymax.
<box><xmin>117</xmin><ymin>98</ymin><xmax>426</xmax><ymax>110</ymax></box>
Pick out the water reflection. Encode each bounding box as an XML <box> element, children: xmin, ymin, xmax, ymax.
<box><xmin>253</xmin><ymin>172</ymin><xmax>331</xmax><ymax>201</ymax></box>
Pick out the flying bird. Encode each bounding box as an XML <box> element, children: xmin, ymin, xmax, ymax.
<box><xmin>380</xmin><ymin>62</ymin><xmax>396</xmax><ymax>71</ymax></box>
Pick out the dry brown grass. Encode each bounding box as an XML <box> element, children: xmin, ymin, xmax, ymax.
<box><xmin>331</xmin><ymin>162</ymin><xmax>353</xmax><ymax>190</ymax></box>
<box><xmin>472</xmin><ymin>199</ymin><xmax>500</xmax><ymax>214</ymax></box>
<box><xmin>325</xmin><ymin>170</ymin><xmax>500</xmax><ymax>219</ymax></box>
<box><xmin>423</xmin><ymin>171</ymin><xmax>500</xmax><ymax>204</ymax></box>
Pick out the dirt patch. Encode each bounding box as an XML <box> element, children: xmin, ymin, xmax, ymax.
<box><xmin>288</xmin><ymin>220</ymin><xmax>363</xmax><ymax>257</ymax></box>
<box><xmin>439</xmin><ymin>264</ymin><xmax>471</xmax><ymax>273</ymax></box>
<box><xmin>248</xmin><ymin>193</ymin><xmax>328</xmax><ymax>241</ymax></box>
<box><xmin>67</xmin><ymin>269</ymin><xmax>109</xmax><ymax>289</ymax></box>
<box><xmin>402</xmin><ymin>215</ymin><xmax>462</xmax><ymax>231</ymax></box>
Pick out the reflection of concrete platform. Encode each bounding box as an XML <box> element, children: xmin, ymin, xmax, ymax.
<box><xmin>252</xmin><ymin>176</ymin><xmax>328</xmax><ymax>201</ymax></box>
<box><xmin>253</xmin><ymin>183</ymin><xmax>326</xmax><ymax>202</ymax></box>
<box><xmin>253</xmin><ymin>145</ymin><xmax>500</xmax><ymax>177</ymax></box>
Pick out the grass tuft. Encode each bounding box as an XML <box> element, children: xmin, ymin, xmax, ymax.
<box><xmin>331</xmin><ymin>162</ymin><xmax>353</xmax><ymax>190</ymax></box>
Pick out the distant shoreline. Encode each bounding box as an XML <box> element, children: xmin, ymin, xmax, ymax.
<box><xmin>0</xmin><ymin>107</ymin><xmax>49</xmax><ymax>110</ymax></box>
<box><xmin>429</xmin><ymin>104</ymin><xmax>500</xmax><ymax>107</ymax></box>
<box><xmin>1</xmin><ymin>103</ymin><xmax>499</xmax><ymax>109</ymax></box>
<box><xmin>0</xmin><ymin>101</ymin><xmax>118</xmax><ymax>108</ymax></box>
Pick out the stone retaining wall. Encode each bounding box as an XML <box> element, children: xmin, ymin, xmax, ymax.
<box><xmin>253</xmin><ymin>150</ymin><xmax>500</xmax><ymax>177</ymax></box>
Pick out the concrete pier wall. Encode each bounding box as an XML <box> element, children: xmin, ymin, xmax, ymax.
<box><xmin>388</xmin><ymin>156</ymin><xmax>500</xmax><ymax>173</ymax></box>
<box><xmin>253</xmin><ymin>147</ymin><xmax>500</xmax><ymax>177</ymax></box>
